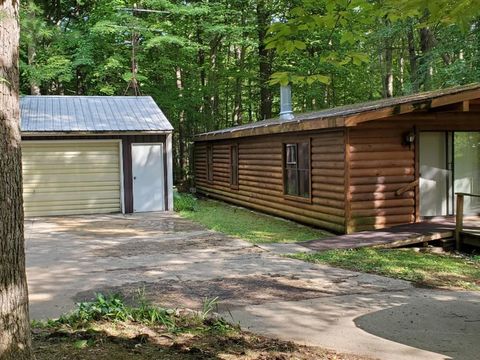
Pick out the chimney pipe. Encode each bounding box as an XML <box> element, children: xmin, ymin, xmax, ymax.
<box><xmin>279</xmin><ymin>85</ymin><xmax>294</xmax><ymax>120</ymax></box>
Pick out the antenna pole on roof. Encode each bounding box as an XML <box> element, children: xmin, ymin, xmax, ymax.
<box><xmin>121</xmin><ymin>4</ymin><xmax>169</xmax><ymax>96</ymax></box>
<box><xmin>124</xmin><ymin>3</ymin><xmax>142</xmax><ymax>96</ymax></box>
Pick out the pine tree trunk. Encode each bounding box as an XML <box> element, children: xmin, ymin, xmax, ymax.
<box><xmin>0</xmin><ymin>0</ymin><xmax>33</xmax><ymax>359</ymax></box>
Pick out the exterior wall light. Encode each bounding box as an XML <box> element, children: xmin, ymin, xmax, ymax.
<box><xmin>404</xmin><ymin>131</ymin><xmax>416</xmax><ymax>149</ymax></box>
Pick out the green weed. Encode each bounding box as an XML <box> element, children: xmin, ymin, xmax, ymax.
<box><xmin>200</xmin><ymin>297</ymin><xmax>219</xmax><ymax>320</ymax></box>
<box><xmin>173</xmin><ymin>191</ymin><xmax>198</xmax><ymax>212</ymax></box>
<box><xmin>33</xmin><ymin>292</ymin><xmax>235</xmax><ymax>335</ymax></box>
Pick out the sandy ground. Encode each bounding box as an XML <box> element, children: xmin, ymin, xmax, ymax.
<box><xmin>26</xmin><ymin>212</ymin><xmax>480</xmax><ymax>360</ymax></box>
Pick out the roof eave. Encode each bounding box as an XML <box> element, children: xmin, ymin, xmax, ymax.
<box><xmin>194</xmin><ymin>85</ymin><xmax>480</xmax><ymax>141</ymax></box>
<box><xmin>194</xmin><ymin>117</ymin><xmax>346</xmax><ymax>142</ymax></box>
<box><xmin>21</xmin><ymin>130</ymin><xmax>173</xmax><ymax>137</ymax></box>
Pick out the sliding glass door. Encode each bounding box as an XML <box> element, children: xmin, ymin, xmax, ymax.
<box><xmin>419</xmin><ymin>131</ymin><xmax>480</xmax><ymax>217</ymax></box>
<box><xmin>454</xmin><ymin>132</ymin><xmax>480</xmax><ymax>215</ymax></box>
<box><xmin>419</xmin><ymin>132</ymin><xmax>450</xmax><ymax>216</ymax></box>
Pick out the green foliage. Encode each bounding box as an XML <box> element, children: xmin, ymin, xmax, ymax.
<box><xmin>40</xmin><ymin>292</ymin><xmax>235</xmax><ymax>335</ymax></box>
<box><xmin>200</xmin><ymin>297</ymin><xmax>219</xmax><ymax>320</ymax></box>
<box><xmin>18</xmin><ymin>0</ymin><xmax>480</xmax><ymax>182</ymax></box>
<box><xmin>173</xmin><ymin>191</ymin><xmax>198</xmax><ymax>212</ymax></box>
<box><xmin>179</xmin><ymin>198</ymin><xmax>330</xmax><ymax>244</ymax></box>
<box><xmin>387</xmin><ymin>0</ymin><xmax>480</xmax><ymax>29</ymax></box>
<box><xmin>266</xmin><ymin>0</ymin><xmax>480</xmax><ymax>95</ymax></box>
<box><xmin>266</xmin><ymin>0</ymin><xmax>375</xmax><ymax>85</ymax></box>
<box><xmin>73</xmin><ymin>339</ymin><xmax>92</xmax><ymax>349</ymax></box>
<box><xmin>290</xmin><ymin>248</ymin><xmax>480</xmax><ymax>290</ymax></box>
<box><xmin>57</xmin><ymin>293</ymin><xmax>131</xmax><ymax>325</ymax></box>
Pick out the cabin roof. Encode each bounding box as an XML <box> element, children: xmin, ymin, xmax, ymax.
<box><xmin>195</xmin><ymin>83</ymin><xmax>480</xmax><ymax>141</ymax></box>
<box><xmin>21</xmin><ymin>95</ymin><xmax>173</xmax><ymax>134</ymax></box>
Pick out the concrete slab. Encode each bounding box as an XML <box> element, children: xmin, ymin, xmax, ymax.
<box><xmin>26</xmin><ymin>213</ymin><xmax>480</xmax><ymax>360</ymax></box>
<box><xmin>255</xmin><ymin>242</ymin><xmax>313</xmax><ymax>254</ymax></box>
<box><xmin>225</xmin><ymin>289</ymin><xmax>480</xmax><ymax>360</ymax></box>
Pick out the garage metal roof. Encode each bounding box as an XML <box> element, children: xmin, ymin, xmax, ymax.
<box><xmin>21</xmin><ymin>96</ymin><xmax>173</xmax><ymax>133</ymax></box>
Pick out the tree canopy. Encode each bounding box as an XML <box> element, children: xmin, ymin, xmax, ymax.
<box><xmin>19</xmin><ymin>0</ymin><xmax>480</xmax><ymax>182</ymax></box>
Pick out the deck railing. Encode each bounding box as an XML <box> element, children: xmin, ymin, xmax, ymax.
<box><xmin>455</xmin><ymin>192</ymin><xmax>480</xmax><ymax>250</ymax></box>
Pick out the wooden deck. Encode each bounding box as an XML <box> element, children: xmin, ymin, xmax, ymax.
<box><xmin>302</xmin><ymin>217</ymin><xmax>480</xmax><ymax>252</ymax></box>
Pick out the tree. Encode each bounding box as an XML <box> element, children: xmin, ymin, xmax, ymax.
<box><xmin>15</xmin><ymin>0</ymin><xmax>480</xmax><ymax>183</ymax></box>
<box><xmin>0</xmin><ymin>0</ymin><xmax>33</xmax><ymax>359</ymax></box>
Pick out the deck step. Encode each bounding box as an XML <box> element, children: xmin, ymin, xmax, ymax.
<box><xmin>461</xmin><ymin>231</ymin><xmax>480</xmax><ymax>247</ymax></box>
<box><xmin>374</xmin><ymin>230</ymin><xmax>453</xmax><ymax>249</ymax></box>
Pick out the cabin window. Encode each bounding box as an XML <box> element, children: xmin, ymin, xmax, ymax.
<box><xmin>207</xmin><ymin>144</ymin><xmax>213</xmax><ymax>183</ymax></box>
<box><xmin>284</xmin><ymin>142</ymin><xmax>310</xmax><ymax>198</ymax></box>
<box><xmin>230</xmin><ymin>144</ymin><xmax>239</xmax><ymax>188</ymax></box>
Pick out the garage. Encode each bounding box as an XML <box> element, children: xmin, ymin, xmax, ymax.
<box><xmin>22</xmin><ymin>140</ymin><xmax>122</xmax><ymax>216</ymax></box>
<box><xmin>20</xmin><ymin>95</ymin><xmax>174</xmax><ymax>217</ymax></box>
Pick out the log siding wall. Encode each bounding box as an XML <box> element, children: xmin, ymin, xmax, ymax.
<box><xmin>347</xmin><ymin>124</ymin><xmax>416</xmax><ymax>232</ymax></box>
<box><xmin>195</xmin><ymin>111</ymin><xmax>480</xmax><ymax>234</ymax></box>
<box><xmin>347</xmin><ymin>116</ymin><xmax>480</xmax><ymax>232</ymax></box>
<box><xmin>194</xmin><ymin>130</ymin><xmax>346</xmax><ymax>233</ymax></box>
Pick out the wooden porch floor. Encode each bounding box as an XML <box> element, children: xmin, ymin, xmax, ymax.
<box><xmin>302</xmin><ymin>217</ymin><xmax>480</xmax><ymax>251</ymax></box>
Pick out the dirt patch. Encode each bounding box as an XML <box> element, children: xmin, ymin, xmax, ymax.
<box><xmin>33</xmin><ymin>321</ymin><xmax>373</xmax><ymax>360</ymax></box>
<box><xmin>95</xmin><ymin>234</ymin><xmax>258</xmax><ymax>257</ymax></box>
<box><xmin>74</xmin><ymin>275</ymin><xmax>329</xmax><ymax>311</ymax></box>
<box><xmin>31</xmin><ymin>215</ymin><xmax>206</xmax><ymax>239</ymax></box>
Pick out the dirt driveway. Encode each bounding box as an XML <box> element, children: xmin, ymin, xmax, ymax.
<box><xmin>26</xmin><ymin>213</ymin><xmax>480</xmax><ymax>360</ymax></box>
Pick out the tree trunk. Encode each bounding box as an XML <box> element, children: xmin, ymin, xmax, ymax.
<box><xmin>208</xmin><ymin>36</ymin><xmax>221</xmax><ymax>130</ymax></box>
<box><xmin>0</xmin><ymin>1</ymin><xmax>33</xmax><ymax>359</ymax></box>
<box><xmin>407</xmin><ymin>24</ymin><xmax>418</xmax><ymax>92</ymax></box>
<box><xmin>384</xmin><ymin>44</ymin><xmax>393</xmax><ymax>98</ymax></box>
<box><xmin>196</xmin><ymin>26</ymin><xmax>209</xmax><ymax>130</ymax></box>
<box><xmin>256</xmin><ymin>0</ymin><xmax>273</xmax><ymax>120</ymax></box>
<box><xmin>232</xmin><ymin>44</ymin><xmax>245</xmax><ymax>126</ymax></box>
<box><xmin>382</xmin><ymin>18</ymin><xmax>393</xmax><ymax>98</ymax></box>
<box><xmin>175</xmin><ymin>67</ymin><xmax>186</xmax><ymax>183</ymax></box>
<box><xmin>27</xmin><ymin>45</ymin><xmax>40</xmax><ymax>95</ymax></box>
<box><xmin>419</xmin><ymin>27</ymin><xmax>435</xmax><ymax>91</ymax></box>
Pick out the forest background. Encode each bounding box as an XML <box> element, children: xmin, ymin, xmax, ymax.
<box><xmin>20</xmin><ymin>0</ymin><xmax>480</xmax><ymax>184</ymax></box>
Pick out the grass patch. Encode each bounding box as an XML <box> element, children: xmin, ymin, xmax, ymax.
<box><xmin>177</xmin><ymin>195</ymin><xmax>330</xmax><ymax>244</ymax></box>
<box><xmin>290</xmin><ymin>248</ymin><xmax>480</xmax><ymax>290</ymax></box>
<box><xmin>32</xmin><ymin>292</ymin><xmax>370</xmax><ymax>360</ymax></box>
<box><xmin>173</xmin><ymin>191</ymin><xmax>198</xmax><ymax>212</ymax></box>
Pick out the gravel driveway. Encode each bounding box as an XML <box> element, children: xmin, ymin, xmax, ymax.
<box><xmin>26</xmin><ymin>212</ymin><xmax>480</xmax><ymax>360</ymax></box>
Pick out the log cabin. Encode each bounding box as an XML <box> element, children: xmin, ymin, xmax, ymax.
<box><xmin>193</xmin><ymin>84</ymin><xmax>480</xmax><ymax>234</ymax></box>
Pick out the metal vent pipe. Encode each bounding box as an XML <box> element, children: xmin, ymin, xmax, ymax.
<box><xmin>279</xmin><ymin>85</ymin><xmax>294</xmax><ymax>120</ymax></box>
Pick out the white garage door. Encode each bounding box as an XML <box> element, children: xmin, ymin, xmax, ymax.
<box><xmin>22</xmin><ymin>141</ymin><xmax>122</xmax><ymax>217</ymax></box>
